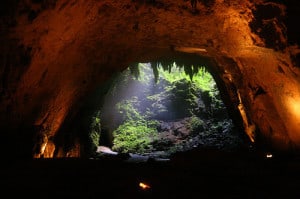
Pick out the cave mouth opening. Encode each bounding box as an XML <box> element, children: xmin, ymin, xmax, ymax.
<box><xmin>88</xmin><ymin>57</ymin><xmax>247</xmax><ymax>160</ymax></box>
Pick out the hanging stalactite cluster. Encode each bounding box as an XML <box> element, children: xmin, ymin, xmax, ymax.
<box><xmin>129</xmin><ymin>58</ymin><xmax>209</xmax><ymax>83</ymax></box>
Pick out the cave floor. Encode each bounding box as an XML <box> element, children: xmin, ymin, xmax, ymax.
<box><xmin>1</xmin><ymin>149</ymin><xmax>300</xmax><ymax>199</ymax></box>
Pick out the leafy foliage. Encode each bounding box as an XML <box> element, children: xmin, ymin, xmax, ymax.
<box><xmin>116</xmin><ymin>96</ymin><xmax>143</xmax><ymax>121</ymax></box>
<box><xmin>98</xmin><ymin>61</ymin><xmax>238</xmax><ymax>156</ymax></box>
<box><xmin>190</xmin><ymin>115</ymin><xmax>205</xmax><ymax>133</ymax></box>
<box><xmin>111</xmin><ymin>62</ymin><xmax>219</xmax><ymax>153</ymax></box>
<box><xmin>112</xmin><ymin>119</ymin><xmax>159</xmax><ymax>154</ymax></box>
<box><xmin>88</xmin><ymin>112</ymin><xmax>101</xmax><ymax>153</ymax></box>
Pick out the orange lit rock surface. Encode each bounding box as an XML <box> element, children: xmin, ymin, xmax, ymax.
<box><xmin>0</xmin><ymin>0</ymin><xmax>299</xmax><ymax>157</ymax></box>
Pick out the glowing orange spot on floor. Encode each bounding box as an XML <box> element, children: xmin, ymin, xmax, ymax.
<box><xmin>139</xmin><ymin>182</ymin><xmax>151</xmax><ymax>190</ymax></box>
<box><xmin>266</xmin><ymin>153</ymin><xmax>273</xmax><ymax>158</ymax></box>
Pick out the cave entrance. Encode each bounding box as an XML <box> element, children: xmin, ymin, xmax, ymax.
<box><xmin>91</xmin><ymin>57</ymin><xmax>245</xmax><ymax>160</ymax></box>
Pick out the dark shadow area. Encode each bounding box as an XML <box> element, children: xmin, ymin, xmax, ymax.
<box><xmin>1</xmin><ymin>149</ymin><xmax>300</xmax><ymax>199</ymax></box>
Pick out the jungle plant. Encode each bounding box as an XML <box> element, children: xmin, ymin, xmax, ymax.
<box><xmin>116</xmin><ymin>96</ymin><xmax>143</xmax><ymax>122</ymax></box>
<box><xmin>87</xmin><ymin>112</ymin><xmax>101</xmax><ymax>155</ymax></box>
<box><xmin>190</xmin><ymin>115</ymin><xmax>205</xmax><ymax>134</ymax></box>
<box><xmin>112</xmin><ymin>119</ymin><xmax>159</xmax><ymax>154</ymax></box>
<box><xmin>113</xmin><ymin>96</ymin><xmax>159</xmax><ymax>153</ymax></box>
<box><xmin>100</xmin><ymin>60</ymin><xmax>233</xmax><ymax>155</ymax></box>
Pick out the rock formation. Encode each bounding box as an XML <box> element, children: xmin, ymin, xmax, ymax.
<box><xmin>0</xmin><ymin>0</ymin><xmax>299</xmax><ymax>158</ymax></box>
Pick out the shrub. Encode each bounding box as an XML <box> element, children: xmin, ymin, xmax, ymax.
<box><xmin>112</xmin><ymin>120</ymin><xmax>159</xmax><ymax>154</ymax></box>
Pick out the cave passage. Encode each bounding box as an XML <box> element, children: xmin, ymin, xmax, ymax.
<box><xmin>92</xmin><ymin>61</ymin><xmax>244</xmax><ymax>159</ymax></box>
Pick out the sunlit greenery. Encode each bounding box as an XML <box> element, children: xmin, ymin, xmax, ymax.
<box><xmin>127</xmin><ymin>62</ymin><xmax>216</xmax><ymax>92</ymax></box>
<box><xmin>135</xmin><ymin>62</ymin><xmax>216</xmax><ymax>92</ymax></box>
<box><xmin>88</xmin><ymin>113</ymin><xmax>101</xmax><ymax>155</ymax></box>
<box><xmin>112</xmin><ymin>119</ymin><xmax>159</xmax><ymax>154</ymax></box>
<box><xmin>113</xmin><ymin>63</ymin><xmax>217</xmax><ymax>153</ymax></box>
<box><xmin>116</xmin><ymin>96</ymin><xmax>143</xmax><ymax>121</ymax></box>
<box><xmin>112</xmin><ymin>95</ymin><xmax>159</xmax><ymax>153</ymax></box>
<box><xmin>190</xmin><ymin>115</ymin><xmax>205</xmax><ymax>133</ymax></box>
<box><xmin>111</xmin><ymin>63</ymin><xmax>216</xmax><ymax>153</ymax></box>
<box><xmin>100</xmin><ymin>61</ymin><xmax>237</xmax><ymax>156</ymax></box>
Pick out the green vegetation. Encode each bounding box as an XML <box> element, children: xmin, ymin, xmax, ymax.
<box><xmin>89</xmin><ymin>113</ymin><xmax>101</xmax><ymax>149</ymax></box>
<box><xmin>83</xmin><ymin>112</ymin><xmax>101</xmax><ymax>156</ymax></box>
<box><xmin>112</xmin><ymin>95</ymin><xmax>159</xmax><ymax>154</ymax></box>
<box><xmin>116</xmin><ymin>97</ymin><xmax>143</xmax><ymax>121</ymax></box>
<box><xmin>111</xmin><ymin>62</ymin><xmax>218</xmax><ymax>153</ymax></box>
<box><xmin>112</xmin><ymin>119</ymin><xmax>159</xmax><ymax>154</ymax></box>
<box><xmin>111</xmin><ymin>63</ymin><xmax>217</xmax><ymax>153</ymax></box>
<box><xmin>96</xmin><ymin>61</ymin><xmax>237</xmax><ymax>156</ymax></box>
<box><xmin>191</xmin><ymin>67</ymin><xmax>215</xmax><ymax>91</ymax></box>
<box><xmin>190</xmin><ymin>115</ymin><xmax>205</xmax><ymax>133</ymax></box>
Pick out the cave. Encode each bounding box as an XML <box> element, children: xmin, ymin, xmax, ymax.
<box><xmin>89</xmin><ymin>58</ymin><xmax>246</xmax><ymax>159</ymax></box>
<box><xmin>1</xmin><ymin>0</ymin><xmax>300</xmax><ymax>198</ymax></box>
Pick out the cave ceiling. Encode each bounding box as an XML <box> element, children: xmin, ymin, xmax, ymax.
<box><xmin>0</xmin><ymin>0</ymin><xmax>300</xmax><ymax>158</ymax></box>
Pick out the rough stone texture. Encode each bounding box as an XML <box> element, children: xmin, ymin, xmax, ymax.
<box><xmin>0</xmin><ymin>0</ymin><xmax>299</xmax><ymax>158</ymax></box>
